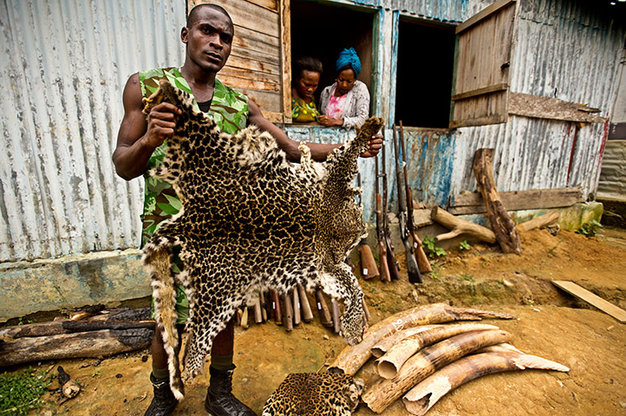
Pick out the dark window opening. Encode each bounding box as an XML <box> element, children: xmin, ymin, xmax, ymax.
<box><xmin>395</xmin><ymin>19</ymin><xmax>455</xmax><ymax>128</ymax></box>
<box><xmin>291</xmin><ymin>1</ymin><xmax>374</xmax><ymax>122</ymax></box>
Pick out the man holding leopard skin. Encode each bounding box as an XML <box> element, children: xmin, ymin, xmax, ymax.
<box><xmin>113</xmin><ymin>4</ymin><xmax>381</xmax><ymax>415</ymax></box>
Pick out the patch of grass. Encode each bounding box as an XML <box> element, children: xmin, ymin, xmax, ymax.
<box><xmin>460</xmin><ymin>273</ymin><xmax>475</xmax><ymax>284</ymax></box>
<box><xmin>423</xmin><ymin>235</ymin><xmax>447</xmax><ymax>259</ymax></box>
<box><xmin>576</xmin><ymin>219</ymin><xmax>603</xmax><ymax>237</ymax></box>
<box><xmin>0</xmin><ymin>367</ymin><xmax>52</xmax><ymax>415</ymax></box>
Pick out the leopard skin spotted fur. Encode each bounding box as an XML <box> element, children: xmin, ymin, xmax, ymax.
<box><xmin>262</xmin><ymin>372</ymin><xmax>363</xmax><ymax>416</ymax></box>
<box><xmin>142</xmin><ymin>79</ymin><xmax>384</xmax><ymax>399</ymax></box>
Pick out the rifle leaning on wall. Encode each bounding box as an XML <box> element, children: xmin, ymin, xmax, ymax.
<box><xmin>392</xmin><ymin>123</ymin><xmax>422</xmax><ymax>284</ymax></box>
<box><xmin>356</xmin><ymin>173</ymin><xmax>379</xmax><ymax>280</ymax></box>
<box><xmin>375</xmin><ymin>142</ymin><xmax>392</xmax><ymax>282</ymax></box>
<box><xmin>398</xmin><ymin>121</ymin><xmax>432</xmax><ymax>274</ymax></box>
<box><xmin>380</xmin><ymin>139</ymin><xmax>401</xmax><ymax>281</ymax></box>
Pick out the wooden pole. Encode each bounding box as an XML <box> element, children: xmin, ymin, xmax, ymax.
<box><xmin>472</xmin><ymin>148</ymin><xmax>521</xmax><ymax>253</ymax></box>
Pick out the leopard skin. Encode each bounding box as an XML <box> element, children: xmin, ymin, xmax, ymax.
<box><xmin>142</xmin><ymin>79</ymin><xmax>384</xmax><ymax>399</ymax></box>
<box><xmin>262</xmin><ymin>372</ymin><xmax>363</xmax><ymax>416</ymax></box>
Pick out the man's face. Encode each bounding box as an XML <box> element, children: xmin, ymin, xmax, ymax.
<box><xmin>182</xmin><ymin>8</ymin><xmax>233</xmax><ymax>73</ymax></box>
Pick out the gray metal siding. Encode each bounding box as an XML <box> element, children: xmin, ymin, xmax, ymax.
<box><xmin>0</xmin><ymin>0</ymin><xmax>186</xmax><ymax>261</ymax></box>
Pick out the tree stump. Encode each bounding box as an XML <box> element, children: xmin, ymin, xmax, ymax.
<box><xmin>472</xmin><ymin>149</ymin><xmax>521</xmax><ymax>254</ymax></box>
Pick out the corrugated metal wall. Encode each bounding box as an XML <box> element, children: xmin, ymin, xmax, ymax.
<box><xmin>0</xmin><ymin>0</ymin><xmax>186</xmax><ymax>262</ymax></box>
<box><xmin>352</xmin><ymin>0</ymin><xmax>468</xmax><ymax>22</ymax></box>
<box><xmin>451</xmin><ymin>0</ymin><xmax>624</xmax><ymax>201</ymax></box>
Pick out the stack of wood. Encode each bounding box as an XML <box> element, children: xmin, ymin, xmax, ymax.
<box><xmin>235</xmin><ymin>285</ymin><xmax>371</xmax><ymax>334</ymax></box>
<box><xmin>431</xmin><ymin>148</ymin><xmax>562</xmax><ymax>253</ymax></box>
<box><xmin>0</xmin><ymin>307</ymin><xmax>154</xmax><ymax>367</ymax></box>
<box><xmin>330</xmin><ymin>304</ymin><xmax>569</xmax><ymax>414</ymax></box>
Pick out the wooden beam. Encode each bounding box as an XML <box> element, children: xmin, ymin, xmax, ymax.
<box><xmin>552</xmin><ymin>281</ymin><xmax>626</xmax><ymax>323</ymax></box>
<box><xmin>450</xmin><ymin>114</ymin><xmax>507</xmax><ymax>128</ymax></box>
<box><xmin>456</xmin><ymin>0</ymin><xmax>516</xmax><ymax>34</ymax></box>
<box><xmin>451</xmin><ymin>83</ymin><xmax>509</xmax><ymax>102</ymax></box>
<box><xmin>450</xmin><ymin>187</ymin><xmax>583</xmax><ymax>215</ymax></box>
<box><xmin>280</xmin><ymin>0</ymin><xmax>292</xmax><ymax>123</ymax></box>
<box><xmin>509</xmin><ymin>92</ymin><xmax>606</xmax><ymax>123</ymax></box>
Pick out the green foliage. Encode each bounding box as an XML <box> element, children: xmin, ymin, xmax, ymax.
<box><xmin>576</xmin><ymin>219</ymin><xmax>603</xmax><ymax>237</ymax></box>
<box><xmin>459</xmin><ymin>240</ymin><xmax>471</xmax><ymax>251</ymax></box>
<box><xmin>0</xmin><ymin>367</ymin><xmax>52</xmax><ymax>415</ymax></box>
<box><xmin>423</xmin><ymin>235</ymin><xmax>447</xmax><ymax>259</ymax></box>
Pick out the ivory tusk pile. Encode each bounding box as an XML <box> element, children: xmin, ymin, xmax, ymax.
<box><xmin>377</xmin><ymin>323</ymin><xmax>499</xmax><ymax>379</ymax></box>
<box><xmin>362</xmin><ymin>329</ymin><xmax>513</xmax><ymax>413</ymax></box>
<box><xmin>403</xmin><ymin>351</ymin><xmax>570</xmax><ymax>415</ymax></box>
<box><xmin>330</xmin><ymin>304</ymin><xmax>515</xmax><ymax>376</ymax></box>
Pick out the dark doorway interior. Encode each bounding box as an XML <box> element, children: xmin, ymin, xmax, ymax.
<box><xmin>395</xmin><ymin>19</ymin><xmax>455</xmax><ymax>128</ymax></box>
<box><xmin>291</xmin><ymin>1</ymin><xmax>374</xmax><ymax>117</ymax></box>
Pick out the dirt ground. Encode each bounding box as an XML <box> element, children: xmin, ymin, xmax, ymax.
<box><xmin>12</xmin><ymin>227</ymin><xmax>626</xmax><ymax>415</ymax></box>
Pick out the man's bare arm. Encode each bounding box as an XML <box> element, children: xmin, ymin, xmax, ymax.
<box><xmin>112</xmin><ymin>73</ymin><xmax>181</xmax><ymax>180</ymax></box>
<box><xmin>247</xmin><ymin>98</ymin><xmax>340</xmax><ymax>162</ymax></box>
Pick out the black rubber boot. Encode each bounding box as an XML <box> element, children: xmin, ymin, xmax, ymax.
<box><xmin>205</xmin><ymin>366</ymin><xmax>256</xmax><ymax>416</ymax></box>
<box><xmin>143</xmin><ymin>373</ymin><xmax>178</xmax><ymax>416</ymax></box>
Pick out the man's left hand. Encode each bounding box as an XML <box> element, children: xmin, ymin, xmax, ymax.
<box><xmin>360</xmin><ymin>134</ymin><xmax>383</xmax><ymax>158</ymax></box>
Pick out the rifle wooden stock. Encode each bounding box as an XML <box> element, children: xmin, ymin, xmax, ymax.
<box><xmin>386</xmin><ymin>247</ymin><xmax>400</xmax><ymax>281</ymax></box>
<box><xmin>240</xmin><ymin>306</ymin><xmax>249</xmax><ymax>329</ymax></box>
<box><xmin>393</xmin><ymin>123</ymin><xmax>422</xmax><ymax>284</ymax></box>
<box><xmin>407</xmin><ymin>188</ymin><xmax>432</xmax><ymax>273</ymax></box>
<box><xmin>358</xmin><ymin>241</ymin><xmax>378</xmax><ymax>279</ymax></box>
<box><xmin>297</xmin><ymin>284</ymin><xmax>314</xmax><ymax>323</ymax></box>
<box><xmin>253</xmin><ymin>295</ymin><xmax>263</xmax><ymax>324</ymax></box>
<box><xmin>283</xmin><ymin>292</ymin><xmax>294</xmax><ymax>332</ymax></box>
<box><xmin>271</xmin><ymin>289</ymin><xmax>282</xmax><ymax>325</ymax></box>
<box><xmin>362</xmin><ymin>298</ymin><xmax>371</xmax><ymax>324</ymax></box>
<box><xmin>315</xmin><ymin>288</ymin><xmax>333</xmax><ymax>328</ymax></box>
<box><xmin>292</xmin><ymin>287</ymin><xmax>301</xmax><ymax>326</ymax></box>
<box><xmin>376</xmin><ymin>187</ymin><xmax>392</xmax><ymax>282</ymax></box>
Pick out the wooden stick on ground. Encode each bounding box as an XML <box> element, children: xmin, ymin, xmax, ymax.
<box><xmin>0</xmin><ymin>328</ymin><xmax>154</xmax><ymax>367</ymax></box>
<box><xmin>292</xmin><ymin>287</ymin><xmax>301</xmax><ymax>326</ymax></box>
<box><xmin>298</xmin><ymin>284</ymin><xmax>314</xmax><ymax>323</ymax></box>
<box><xmin>472</xmin><ymin>148</ymin><xmax>521</xmax><ymax>253</ymax></box>
<box><xmin>315</xmin><ymin>288</ymin><xmax>333</xmax><ymax>328</ymax></box>
<box><xmin>431</xmin><ymin>206</ymin><xmax>496</xmax><ymax>244</ymax></box>
<box><xmin>330</xmin><ymin>304</ymin><xmax>515</xmax><ymax>376</ymax></box>
<box><xmin>362</xmin><ymin>329</ymin><xmax>512</xmax><ymax>413</ymax></box>
<box><xmin>517</xmin><ymin>211</ymin><xmax>560</xmax><ymax>232</ymax></box>
<box><xmin>283</xmin><ymin>292</ymin><xmax>294</xmax><ymax>332</ymax></box>
<box><xmin>403</xmin><ymin>351</ymin><xmax>569</xmax><ymax>415</ymax></box>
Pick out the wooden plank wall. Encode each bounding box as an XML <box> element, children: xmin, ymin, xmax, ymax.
<box><xmin>450</xmin><ymin>0</ymin><xmax>516</xmax><ymax>128</ymax></box>
<box><xmin>189</xmin><ymin>0</ymin><xmax>287</xmax><ymax>122</ymax></box>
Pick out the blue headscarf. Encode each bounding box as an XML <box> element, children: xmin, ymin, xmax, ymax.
<box><xmin>335</xmin><ymin>48</ymin><xmax>361</xmax><ymax>77</ymax></box>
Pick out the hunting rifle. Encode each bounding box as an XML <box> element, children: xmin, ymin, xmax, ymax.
<box><xmin>375</xmin><ymin>143</ymin><xmax>391</xmax><ymax>282</ymax></box>
<box><xmin>380</xmin><ymin>140</ymin><xmax>401</xmax><ymax>281</ymax></box>
<box><xmin>398</xmin><ymin>121</ymin><xmax>432</xmax><ymax>274</ymax></box>
<box><xmin>392</xmin><ymin>124</ymin><xmax>422</xmax><ymax>283</ymax></box>
<box><xmin>356</xmin><ymin>173</ymin><xmax>379</xmax><ymax>280</ymax></box>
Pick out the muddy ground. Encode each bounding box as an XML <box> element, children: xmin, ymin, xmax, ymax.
<box><xmin>12</xmin><ymin>228</ymin><xmax>626</xmax><ymax>415</ymax></box>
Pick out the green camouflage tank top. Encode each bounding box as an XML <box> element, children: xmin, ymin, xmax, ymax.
<box><xmin>139</xmin><ymin>67</ymin><xmax>249</xmax><ymax>247</ymax></box>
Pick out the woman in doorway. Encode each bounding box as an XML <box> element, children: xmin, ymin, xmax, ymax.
<box><xmin>319</xmin><ymin>48</ymin><xmax>370</xmax><ymax>128</ymax></box>
<box><xmin>291</xmin><ymin>56</ymin><xmax>323</xmax><ymax>123</ymax></box>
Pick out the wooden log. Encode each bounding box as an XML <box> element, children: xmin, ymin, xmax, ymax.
<box><xmin>240</xmin><ymin>306</ymin><xmax>249</xmax><ymax>329</ymax></box>
<box><xmin>0</xmin><ymin>328</ymin><xmax>153</xmax><ymax>367</ymax></box>
<box><xmin>377</xmin><ymin>323</ymin><xmax>499</xmax><ymax>379</ymax></box>
<box><xmin>517</xmin><ymin>211</ymin><xmax>560</xmax><ymax>232</ymax></box>
<box><xmin>472</xmin><ymin>148</ymin><xmax>521</xmax><ymax>254</ymax></box>
<box><xmin>253</xmin><ymin>295</ymin><xmax>263</xmax><ymax>324</ymax></box>
<box><xmin>330</xmin><ymin>304</ymin><xmax>515</xmax><ymax>376</ymax></box>
<box><xmin>331</xmin><ymin>299</ymin><xmax>341</xmax><ymax>334</ymax></box>
<box><xmin>0</xmin><ymin>320</ymin><xmax>156</xmax><ymax>341</ymax></box>
<box><xmin>297</xmin><ymin>284</ymin><xmax>314</xmax><ymax>323</ymax></box>
<box><xmin>362</xmin><ymin>329</ymin><xmax>512</xmax><ymax>413</ymax></box>
<box><xmin>403</xmin><ymin>351</ymin><xmax>569</xmax><ymax>415</ymax></box>
<box><xmin>292</xmin><ymin>287</ymin><xmax>301</xmax><ymax>326</ymax></box>
<box><xmin>430</xmin><ymin>206</ymin><xmax>496</xmax><ymax>244</ymax></box>
<box><xmin>315</xmin><ymin>288</ymin><xmax>333</xmax><ymax>328</ymax></box>
<box><xmin>271</xmin><ymin>289</ymin><xmax>282</xmax><ymax>325</ymax></box>
<box><xmin>283</xmin><ymin>292</ymin><xmax>294</xmax><ymax>332</ymax></box>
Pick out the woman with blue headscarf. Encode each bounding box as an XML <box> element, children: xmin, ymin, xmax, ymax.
<box><xmin>319</xmin><ymin>48</ymin><xmax>370</xmax><ymax>128</ymax></box>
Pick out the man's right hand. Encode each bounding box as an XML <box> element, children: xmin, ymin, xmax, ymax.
<box><xmin>143</xmin><ymin>102</ymin><xmax>182</xmax><ymax>149</ymax></box>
